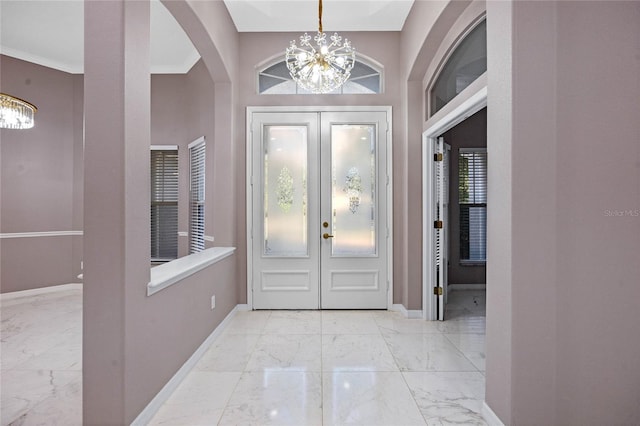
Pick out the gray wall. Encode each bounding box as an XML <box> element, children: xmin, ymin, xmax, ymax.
<box><xmin>442</xmin><ymin>107</ymin><xmax>486</xmax><ymax>285</ymax></box>
<box><xmin>0</xmin><ymin>55</ymin><xmax>84</xmax><ymax>293</ymax></box>
<box><xmin>82</xmin><ymin>1</ymin><xmax>241</xmax><ymax>423</ymax></box>
<box><xmin>0</xmin><ymin>57</ymin><xmax>218</xmax><ymax>292</ymax></box>
<box><xmin>485</xmin><ymin>1</ymin><xmax>640</xmax><ymax>424</ymax></box>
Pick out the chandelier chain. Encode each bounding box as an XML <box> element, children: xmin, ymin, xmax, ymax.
<box><xmin>318</xmin><ymin>0</ymin><xmax>323</xmax><ymax>33</ymax></box>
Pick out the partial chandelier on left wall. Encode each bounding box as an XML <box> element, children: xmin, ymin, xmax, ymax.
<box><xmin>0</xmin><ymin>93</ymin><xmax>37</xmax><ymax>129</ymax></box>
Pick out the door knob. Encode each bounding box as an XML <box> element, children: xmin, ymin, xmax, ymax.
<box><xmin>323</xmin><ymin>233</ymin><xmax>334</xmax><ymax>239</ymax></box>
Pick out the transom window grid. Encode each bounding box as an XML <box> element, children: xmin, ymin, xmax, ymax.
<box><xmin>151</xmin><ymin>149</ymin><xmax>179</xmax><ymax>261</ymax></box>
<box><xmin>258</xmin><ymin>58</ymin><xmax>382</xmax><ymax>95</ymax></box>
<box><xmin>458</xmin><ymin>149</ymin><xmax>487</xmax><ymax>262</ymax></box>
<box><xmin>189</xmin><ymin>139</ymin><xmax>206</xmax><ymax>254</ymax></box>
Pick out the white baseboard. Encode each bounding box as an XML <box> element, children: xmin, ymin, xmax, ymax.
<box><xmin>236</xmin><ymin>304</ymin><xmax>251</xmax><ymax>311</ymax></box>
<box><xmin>482</xmin><ymin>401</ymin><xmax>505</xmax><ymax>426</ymax></box>
<box><xmin>131</xmin><ymin>304</ymin><xmax>241</xmax><ymax>425</ymax></box>
<box><xmin>390</xmin><ymin>304</ymin><xmax>423</xmax><ymax>319</ymax></box>
<box><xmin>0</xmin><ymin>283</ymin><xmax>83</xmax><ymax>301</ymax></box>
<box><xmin>449</xmin><ymin>284</ymin><xmax>486</xmax><ymax>291</ymax></box>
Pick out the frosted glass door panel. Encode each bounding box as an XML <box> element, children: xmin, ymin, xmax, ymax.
<box><xmin>263</xmin><ymin>126</ymin><xmax>308</xmax><ymax>256</ymax></box>
<box><xmin>331</xmin><ymin>124</ymin><xmax>377</xmax><ymax>256</ymax></box>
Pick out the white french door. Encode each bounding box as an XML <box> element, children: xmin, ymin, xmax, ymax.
<box><xmin>433</xmin><ymin>137</ymin><xmax>451</xmax><ymax>320</ymax></box>
<box><xmin>249</xmin><ymin>108</ymin><xmax>390</xmax><ymax>310</ymax></box>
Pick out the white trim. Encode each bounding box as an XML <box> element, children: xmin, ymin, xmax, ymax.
<box><xmin>246</xmin><ymin>106</ymin><xmax>393</xmax><ymax>310</ymax></box>
<box><xmin>449</xmin><ymin>284</ymin><xmax>486</xmax><ymax>291</ymax></box>
<box><xmin>150</xmin><ymin>145</ymin><xmax>178</xmax><ymax>151</ymax></box>
<box><xmin>247</xmin><ymin>106</ymin><xmax>391</xmax><ymax>114</ymax></box>
<box><xmin>0</xmin><ymin>230</ymin><xmax>83</xmax><ymax>239</ymax></box>
<box><xmin>245</xmin><ymin>110</ymin><xmax>254</xmax><ymax>309</ymax></box>
<box><xmin>424</xmin><ymin>85</ymin><xmax>488</xmax><ymax>138</ymax></box>
<box><xmin>0</xmin><ymin>283</ymin><xmax>82</xmax><ymax>301</ymax></box>
<box><xmin>236</xmin><ymin>304</ymin><xmax>251</xmax><ymax>311</ymax></box>
<box><xmin>147</xmin><ymin>247</ymin><xmax>235</xmax><ymax>296</ymax></box>
<box><xmin>1</xmin><ymin>46</ymin><xmax>83</xmax><ymax>75</ymax></box>
<box><xmin>482</xmin><ymin>401</ymin><xmax>506</xmax><ymax>426</ymax></box>
<box><xmin>386</xmin><ymin>108</ymin><xmax>394</xmax><ymax>312</ymax></box>
<box><xmin>187</xmin><ymin>136</ymin><xmax>205</xmax><ymax>149</ymax></box>
<box><xmin>390</xmin><ymin>304</ymin><xmax>423</xmax><ymax>319</ymax></box>
<box><xmin>423</xmin><ymin>85</ymin><xmax>488</xmax><ymax>321</ymax></box>
<box><xmin>131</xmin><ymin>304</ymin><xmax>241</xmax><ymax>426</ymax></box>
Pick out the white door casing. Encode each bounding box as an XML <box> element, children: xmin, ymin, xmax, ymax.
<box><xmin>247</xmin><ymin>107</ymin><xmax>392</xmax><ymax>310</ymax></box>
<box><xmin>422</xmin><ymin>85</ymin><xmax>487</xmax><ymax>320</ymax></box>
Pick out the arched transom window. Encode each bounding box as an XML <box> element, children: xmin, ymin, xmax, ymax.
<box><xmin>258</xmin><ymin>57</ymin><xmax>382</xmax><ymax>95</ymax></box>
<box><xmin>429</xmin><ymin>19</ymin><xmax>486</xmax><ymax>116</ymax></box>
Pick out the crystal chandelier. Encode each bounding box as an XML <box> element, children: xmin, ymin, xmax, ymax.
<box><xmin>0</xmin><ymin>93</ymin><xmax>37</xmax><ymax>129</ymax></box>
<box><xmin>285</xmin><ymin>0</ymin><xmax>356</xmax><ymax>94</ymax></box>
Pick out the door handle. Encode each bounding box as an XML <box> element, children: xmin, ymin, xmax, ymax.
<box><xmin>323</xmin><ymin>233</ymin><xmax>334</xmax><ymax>239</ymax></box>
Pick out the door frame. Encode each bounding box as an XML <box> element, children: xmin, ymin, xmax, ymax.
<box><xmin>246</xmin><ymin>106</ymin><xmax>393</xmax><ymax>310</ymax></box>
<box><xmin>422</xmin><ymin>87</ymin><xmax>487</xmax><ymax>320</ymax></box>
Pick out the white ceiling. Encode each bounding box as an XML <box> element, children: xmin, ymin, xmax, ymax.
<box><xmin>0</xmin><ymin>0</ymin><xmax>414</xmax><ymax>75</ymax></box>
<box><xmin>223</xmin><ymin>0</ymin><xmax>414</xmax><ymax>32</ymax></box>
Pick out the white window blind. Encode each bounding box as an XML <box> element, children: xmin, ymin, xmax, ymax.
<box><xmin>189</xmin><ymin>138</ymin><xmax>206</xmax><ymax>254</ymax></box>
<box><xmin>459</xmin><ymin>149</ymin><xmax>487</xmax><ymax>262</ymax></box>
<box><xmin>151</xmin><ymin>148</ymin><xmax>178</xmax><ymax>261</ymax></box>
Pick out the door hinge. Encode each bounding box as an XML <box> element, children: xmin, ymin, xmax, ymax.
<box><xmin>434</xmin><ymin>220</ymin><xmax>443</xmax><ymax>229</ymax></box>
<box><xmin>433</xmin><ymin>286</ymin><xmax>443</xmax><ymax>296</ymax></box>
<box><xmin>434</xmin><ymin>153</ymin><xmax>443</xmax><ymax>162</ymax></box>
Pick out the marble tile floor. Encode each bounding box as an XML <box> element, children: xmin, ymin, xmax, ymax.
<box><xmin>151</xmin><ymin>291</ymin><xmax>487</xmax><ymax>426</ymax></box>
<box><xmin>1</xmin><ymin>286</ymin><xmax>83</xmax><ymax>426</ymax></box>
<box><xmin>0</xmin><ymin>287</ymin><xmax>486</xmax><ymax>425</ymax></box>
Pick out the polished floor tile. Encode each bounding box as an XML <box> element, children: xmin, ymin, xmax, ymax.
<box><xmin>403</xmin><ymin>371</ymin><xmax>487</xmax><ymax>425</ymax></box>
<box><xmin>322</xmin><ymin>334</ymin><xmax>399</xmax><ymax>372</ymax></box>
<box><xmin>223</xmin><ymin>310</ymin><xmax>272</xmax><ymax>334</ymax></box>
<box><xmin>1</xmin><ymin>286</ymin><xmax>82</xmax><ymax>426</ymax></box>
<box><xmin>444</xmin><ymin>333</ymin><xmax>486</xmax><ymax>372</ymax></box>
<box><xmin>323</xmin><ymin>372</ymin><xmax>426</xmax><ymax>425</ymax></box>
<box><xmin>245</xmin><ymin>333</ymin><xmax>322</xmax><ymax>372</ymax></box>
<box><xmin>2</xmin><ymin>287</ymin><xmax>488</xmax><ymax>425</ymax></box>
<box><xmin>148</xmin><ymin>372</ymin><xmax>241</xmax><ymax>426</ymax></box>
<box><xmin>195</xmin><ymin>333</ymin><xmax>260</xmax><ymax>372</ymax></box>
<box><xmin>322</xmin><ymin>310</ymin><xmax>381</xmax><ymax>335</ymax></box>
<box><xmin>383</xmin><ymin>333</ymin><xmax>479</xmax><ymax>372</ymax></box>
<box><xmin>218</xmin><ymin>371</ymin><xmax>323</xmax><ymax>425</ymax></box>
<box><xmin>264</xmin><ymin>310</ymin><xmax>322</xmax><ymax>334</ymax></box>
<box><xmin>374</xmin><ymin>315</ymin><xmax>442</xmax><ymax>335</ymax></box>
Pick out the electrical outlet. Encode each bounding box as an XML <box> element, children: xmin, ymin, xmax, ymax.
<box><xmin>210</xmin><ymin>295</ymin><xmax>215</xmax><ymax>310</ymax></box>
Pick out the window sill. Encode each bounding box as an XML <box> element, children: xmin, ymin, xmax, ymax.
<box><xmin>459</xmin><ymin>260</ymin><xmax>486</xmax><ymax>267</ymax></box>
<box><xmin>147</xmin><ymin>247</ymin><xmax>236</xmax><ymax>296</ymax></box>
